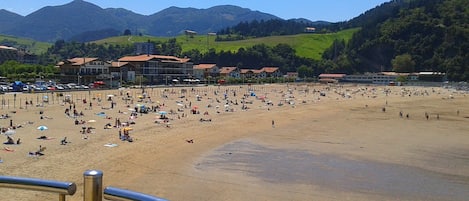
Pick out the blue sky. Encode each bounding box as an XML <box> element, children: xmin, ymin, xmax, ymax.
<box><xmin>2</xmin><ymin>0</ymin><xmax>389</xmax><ymax>22</ymax></box>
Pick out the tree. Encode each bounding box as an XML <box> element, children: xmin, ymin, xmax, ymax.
<box><xmin>392</xmin><ymin>54</ymin><xmax>415</xmax><ymax>73</ymax></box>
<box><xmin>123</xmin><ymin>29</ymin><xmax>132</xmax><ymax>36</ymax></box>
<box><xmin>297</xmin><ymin>65</ymin><xmax>314</xmax><ymax>78</ymax></box>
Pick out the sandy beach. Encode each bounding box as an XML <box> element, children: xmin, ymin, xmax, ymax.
<box><xmin>0</xmin><ymin>83</ymin><xmax>468</xmax><ymax>201</ymax></box>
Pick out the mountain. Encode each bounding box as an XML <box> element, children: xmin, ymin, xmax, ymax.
<box><xmin>3</xmin><ymin>0</ymin><xmax>130</xmax><ymax>42</ymax></box>
<box><xmin>0</xmin><ymin>9</ymin><xmax>23</xmax><ymax>32</ymax></box>
<box><xmin>0</xmin><ymin>0</ymin><xmax>280</xmax><ymax>42</ymax></box>
<box><xmin>146</xmin><ymin>5</ymin><xmax>280</xmax><ymax>36</ymax></box>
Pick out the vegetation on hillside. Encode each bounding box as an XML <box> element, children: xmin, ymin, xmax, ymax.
<box><xmin>324</xmin><ymin>0</ymin><xmax>469</xmax><ymax>81</ymax></box>
<box><xmin>216</xmin><ymin>19</ymin><xmax>331</xmax><ymax>39</ymax></box>
<box><xmin>0</xmin><ymin>35</ymin><xmax>51</xmax><ymax>54</ymax></box>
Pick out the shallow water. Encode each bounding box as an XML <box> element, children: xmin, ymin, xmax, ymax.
<box><xmin>196</xmin><ymin>140</ymin><xmax>469</xmax><ymax>201</ymax></box>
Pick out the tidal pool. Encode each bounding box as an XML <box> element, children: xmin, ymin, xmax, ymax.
<box><xmin>196</xmin><ymin>140</ymin><xmax>469</xmax><ymax>201</ymax></box>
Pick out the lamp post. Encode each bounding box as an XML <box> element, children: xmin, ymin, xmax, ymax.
<box><xmin>77</xmin><ymin>73</ymin><xmax>81</xmax><ymax>86</ymax></box>
<box><xmin>120</xmin><ymin>69</ymin><xmax>123</xmax><ymax>88</ymax></box>
<box><xmin>207</xmin><ymin>32</ymin><xmax>216</xmax><ymax>52</ymax></box>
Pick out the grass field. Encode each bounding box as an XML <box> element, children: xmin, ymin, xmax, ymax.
<box><xmin>0</xmin><ymin>35</ymin><xmax>52</xmax><ymax>54</ymax></box>
<box><xmin>94</xmin><ymin>28</ymin><xmax>359</xmax><ymax>60</ymax></box>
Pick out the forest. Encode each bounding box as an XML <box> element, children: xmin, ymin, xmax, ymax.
<box><xmin>323</xmin><ymin>0</ymin><xmax>469</xmax><ymax>81</ymax></box>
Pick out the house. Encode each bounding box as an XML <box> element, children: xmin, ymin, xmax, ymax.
<box><xmin>134</xmin><ymin>42</ymin><xmax>155</xmax><ymax>55</ymax></box>
<box><xmin>286</xmin><ymin>72</ymin><xmax>299</xmax><ymax>79</ymax></box>
<box><xmin>109</xmin><ymin>61</ymin><xmax>133</xmax><ymax>86</ymax></box>
<box><xmin>418</xmin><ymin>72</ymin><xmax>446</xmax><ymax>82</ymax></box>
<box><xmin>193</xmin><ymin>64</ymin><xmax>220</xmax><ymax>80</ymax></box>
<box><xmin>318</xmin><ymin>74</ymin><xmax>346</xmax><ymax>83</ymax></box>
<box><xmin>260</xmin><ymin>67</ymin><xmax>282</xmax><ymax>78</ymax></box>
<box><xmin>305</xmin><ymin>27</ymin><xmax>316</xmax><ymax>33</ymax></box>
<box><xmin>57</xmin><ymin>57</ymin><xmax>111</xmax><ymax>85</ymax></box>
<box><xmin>0</xmin><ymin>45</ymin><xmax>37</xmax><ymax>64</ymax></box>
<box><xmin>118</xmin><ymin>54</ymin><xmax>193</xmax><ymax>84</ymax></box>
<box><xmin>240</xmin><ymin>69</ymin><xmax>266</xmax><ymax>79</ymax></box>
<box><xmin>219</xmin><ymin>67</ymin><xmax>240</xmax><ymax>78</ymax></box>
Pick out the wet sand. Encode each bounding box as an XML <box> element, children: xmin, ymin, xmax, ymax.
<box><xmin>0</xmin><ymin>84</ymin><xmax>468</xmax><ymax>201</ymax></box>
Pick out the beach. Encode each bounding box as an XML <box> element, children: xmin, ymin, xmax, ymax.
<box><xmin>0</xmin><ymin>83</ymin><xmax>468</xmax><ymax>201</ymax></box>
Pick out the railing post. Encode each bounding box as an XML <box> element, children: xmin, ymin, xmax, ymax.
<box><xmin>59</xmin><ymin>194</ymin><xmax>66</xmax><ymax>201</ymax></box>
<box><xmin>83</xmin><ymin>170</ymin><xmax>103</xmax><ymax>201</ymax></box>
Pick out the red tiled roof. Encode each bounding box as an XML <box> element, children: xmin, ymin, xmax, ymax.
<box><xmin>194</xmin><ymin>64</ymin><xmax>217</xmax><ymax>70</ymax></box>
<box><xmin>241</xmin><ymin>69</ymin><xmax>263</xmax><ymax>74</ymax></box>
<box><xmin>220</xmin><ymin>67</ymin><xmax>237</xmax><ymax>74</ymax></box>
<box><xmin>68</xmin><ymin>57</ymin><xmax>99</xmax><ymax>66</ymax></box>
<box><xmin>0</xmin><ymin>45</ymin><xmax>17</xmax><ymax>51</ymax></box>
<box><xmin>110</xmin><ymin>61</ymin><xmax>129</xmax><ymax>67</ymax></box>
<box><xmin>261</xmin><ymin>67</ymin><xmax>279</xmax><ymax>73</ymax></box>
<box><xmin>240</xmin><ymin>69</ymin><xmax>254</xmax><ymax>74</ymax></box>
<box><xmin>118</xmin><ymin>55</ymin><xmax>190</xmax><ymax>63</ymax></box>
<box><xmin>318</xmin><ymin>74</ymin><xmax>346</xmax><ymax>78</ymax></box>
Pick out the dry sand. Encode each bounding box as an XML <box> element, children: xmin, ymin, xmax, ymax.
<box><xmin>0</xmin><ymin>83</ymin><xmax>468</xmax><ymax>201</ymax></box>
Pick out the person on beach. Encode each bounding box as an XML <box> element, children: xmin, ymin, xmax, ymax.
<box><xmin>272</xmin><ymin>120</ymin><xmax>275</xmax><ymax>128</ymax></box>
<box><xmin>61</xmin><ymin>137</ymin><xmax>68</xmax><ymax>145</ymax></box>
<box><xmin>4</xmin><ymin>136</ymin><xmax>14</xmax><ymax>144</ymax></box>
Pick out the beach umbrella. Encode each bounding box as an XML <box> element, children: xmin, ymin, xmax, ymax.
<box><xmin>192</xmin><ymin>106</ymin><xmax>199</xmax><ymax>109</ymax></box>
<box><xmin>4</xmin><ymin>129</ymin><xmax>16</xmax><ymax>135</ymax></box>
<box><xmin>159</xmin><ymin>111</ymin><xmax>168</xmax><ymax>115</ymax></box>
<box><xmin>37</xmin><ymin>125</ymin><xmax>48</xmax><ymax>131</ymax></box>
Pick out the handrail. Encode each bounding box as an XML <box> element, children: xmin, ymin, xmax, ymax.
<box><xmin>104</xmin><ymin>186</ymin><xmax>169</xmax><ymax>201</ymax></box>
<box><xmin>0</xmin><ymin>175</ymin><xmax>76</xmax><ymax>201</ymax></box>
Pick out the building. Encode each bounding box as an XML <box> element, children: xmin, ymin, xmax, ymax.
<box><xmin>109</xmin><ymin>61</ymin><xmax>134</xmax><ymax>87</ymax></box>
<box><xmin>286</xmin><ymin>72</ymin><xmax>299</xmax><ymax>79</ymax></box>
<box><xmin>134</xmin><ymin>42</ymin><xmax>155</xmax><ymax>55</ymax></box>
<box><xmin>193</xmin><ymin>64</ymin><xmax>220</xmax><ymax>80</ymax></box>
<box><xmin>219</xmin><ymin>67</ymin><xmax>240</xmax><ymax>78</ymax></box>
<box><xmin>260</xmin><ymin>67</ymin><xmax>282</xmax><ymax>78</ymax></box>
<box><xmin>304</xmin><ymin>27</ymin><xmax>316</xmax><ymax>33</ymax></box>
<box><xmin>0</xmin><ymin>45</ymin><xmax>38</xmax><ymax>64</ymax></box>
<box><xmin>118</xmin><ymin>54</ymin><xmax>193</xmax><ymax>84</ymax></box>
<box><xmin>417</xmin><ymin>72</ymin><xmax>446</xmax><ymax>82</ymax></box>
<box><xmin>241</xmin><ymin>69</ymin><xmax>267</xmax><ymax>79</ymax></box>
<box><xmin>318</xmin><ymin>74</ymin><xmax>346</xmax><ymax>83</ymax></box>
<box><xmin>344</xmin><ymin>72</ymin><xmax>420</xmax><ymax>85</ymax></box>
<box><xmin>57</xmin><ymin>57</ymin><xmax>111</xmax><ymax>85</ymax></box>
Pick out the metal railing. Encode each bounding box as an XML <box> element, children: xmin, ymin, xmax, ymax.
<box><xmin>104</xmin><ymin>186</ymin><xmax>168</xmax><ymax>201</ymax></box>
<box><xmin>0</xmin><ymin>170</ymin><xmax>168</xmax><ymax>201</ymax></box>
<box><xmin>0</xmin><ymin>175</ymin><xmax>76</xmax><ymax>201</ymax></box>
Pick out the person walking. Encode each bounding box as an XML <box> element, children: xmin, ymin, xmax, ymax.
<box><xmin>272</xmin><ymin>120</ymin><xmax>275</xmax><ymax>128</ymax></box>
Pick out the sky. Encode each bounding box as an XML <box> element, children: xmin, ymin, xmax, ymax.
<box><xmin>1</xmin><ymin>0</ymin><xmax>390</xmax><ymax>22</ymax></box>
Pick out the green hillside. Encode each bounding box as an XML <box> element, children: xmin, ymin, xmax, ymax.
<box><xmin>94</xmin><ymin>28</ymin><xmax>358</xmax><ymax>60</ymax></box>
<box><xmin>0</xmin><ymin>35</ymin><xmax>51</xmax><ymax>54</ymax></box>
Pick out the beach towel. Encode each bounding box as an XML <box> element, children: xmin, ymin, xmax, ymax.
<box><xmin>104</xmin><ymin>143</ymin><xmax>118</xmax><ymax>147</ymax></box>
<box><xmin>3</xmin><ymin>147</ymin><xmax>14</xmax><ymax>152</ymax></box>
<box><xmin>37</xmin><ymin>136</ymin><xmax>55</xmax><ymax>140</ymax></box>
